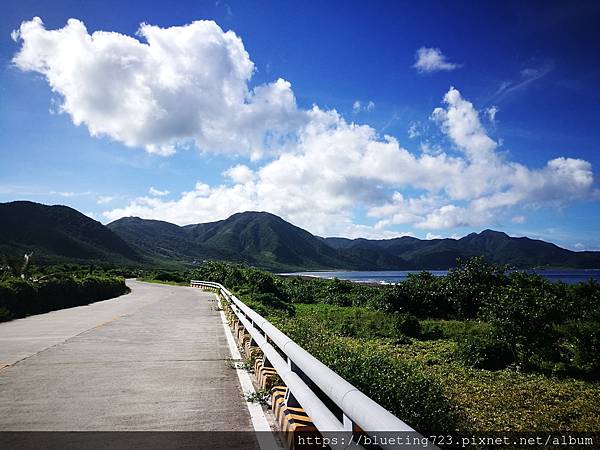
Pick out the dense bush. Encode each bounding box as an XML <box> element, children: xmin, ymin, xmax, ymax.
<box><xmin>445</xmin><ymin>257</ymin><xmax>508</xmax><ymax>319</ymax></box>
<box><xmin>480</xmin><ymin>272</ymin><xmax>565</xmax><ymax>369</ymax></box>
<box><xmin>0</xmin><ymin>278</ymin><xmax>37</xmax><ymax>318</ymax></box>
<box><xmin>192</xmin><ymin>261</ymin><xmax>247</xmax><ymax>288</ymax></box>
<box><xmin>382</xmin><ymin>272</ymin><xmax>452</xmax><ymax>318</ymax></box>
<box><xmin>0</xmin><ymin>275</ymin><xmax>129</xmax><ymax>322</ymax></box>
<box><xmin>279</xmin><ymin>276</ymin><xmax>319</xmax><ymax>304</ymax></box>
<box><xmin>0</xmin><ymin>306</ymin><xmax>11</xmax><ymax>322</ymax></box>
<box><xmin>280</xmin><ymin>276</ymin><xmax>386</xmax><ymax>309</ymax></box>
<box><xmin>152</xmin><ymin>272</ymin><xmax>187</xmax><ymax>283</ymax></box>
<box><xmin>381</xmin><ymin>258</ymin><xmax>509</xmax><ymax>320</ymax></box>
<box><xmin>565</xmin><ymin>279</ymin><xmax>600</xmax><ymax>321</ymax></box>
<box><xmin>393</xmin><ymin>312</ymin><xmax>421</xmax><ymax>338</ymax></box>
<box><xmin>235</xmin><ymin>289</ymin><xmax>295</xmax><ymax>316</ymax></box>
<box><xmin>569</xmin><ymin>321</ymin><xmax>600</xmax><ymax>376</ymax></box>
<box><xmin>456</xmin><ymin>332</ymin><xmax>515</xmax><ymax>370</ymax></box>
<box><xmin>556</xmin><ymin>320</ymin><xmax>600</xmax><ymax>378</ymax></box>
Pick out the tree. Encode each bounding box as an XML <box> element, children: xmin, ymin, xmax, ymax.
<box><xmin>446</xmin><ymin>256</ymin><xmax>508</xmax><ymax>319</ymax></box>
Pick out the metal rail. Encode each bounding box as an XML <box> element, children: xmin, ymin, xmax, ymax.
<box><xmin>191</xmin><ymin>280</ymin><xmax>437</xmax><ymax>450</ymax></box>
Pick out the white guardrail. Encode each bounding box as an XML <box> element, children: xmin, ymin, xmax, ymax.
<box><xmin>191</xmin><ymin>280</ymin><xmax>437</xmax><ymax>450</ymax></box>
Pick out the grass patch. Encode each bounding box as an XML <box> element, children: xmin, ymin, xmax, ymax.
<box><xmin>420</xmin><ymin>319</ymin><xmax>491</xmax><ymax>340</ymax></box>
<box><xmin>294</xmin><ymin>303</ymin><xmax>397</xmax><ymax>338</ymax></box>
<box><xmin>389</xmin><ymin>339</ymin><xmax>600</xmax><ymax>432</ymax></box>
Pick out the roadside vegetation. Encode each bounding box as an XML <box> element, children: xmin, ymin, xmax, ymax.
<box><xmin>3</xmin><ymin>252</ymin><xmax>598</xmax><ymax>433</ymax></box>
<box><xmin>137</xmin><ymin>271</ymin><xmax>190</xmax><ymax>286</ymax></box>
<box><xmin>0</xmin><ymin>254</ymin><xmax>131</xmax><ymax>322</ymax></box>
<box><xmin>193</xmin><ymin>258</ymin><xmax>600</xmax><ymax>433</ymax></box>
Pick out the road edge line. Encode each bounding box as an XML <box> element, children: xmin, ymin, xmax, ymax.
<box><xmin>215</xmin><ymin>293</ymin><xmax>279</xmax><ymax>449</ymax></box>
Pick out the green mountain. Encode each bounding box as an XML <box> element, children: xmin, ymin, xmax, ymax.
<box><xmin>322</xmin><ymin>230</ymin><xmax>600</xmax><ymax>269</ymax></box>
<box><xmin>108</xmin><ymin>211</ymin><xmax>367</xmax><ymax>271</ymax></box>
<box><xmin>3</xmin><ymin>201</ymin><xmax>599</xmax><ymax>270</ymax></box>
<box><xmin>0</xmin><ymin>201</ymin><xmax>140</xmax><ymax>265</ymax></box>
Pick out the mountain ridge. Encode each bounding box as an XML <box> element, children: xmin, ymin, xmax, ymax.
<box><xmin>2</xmin><ymin>201</ymin><xmax>599</xmax><ymax>270</ymax></box>
<box><xmin>0</xmin><ymin>201</ymin><xmax>141</xmax><ymax>265</ymax></box>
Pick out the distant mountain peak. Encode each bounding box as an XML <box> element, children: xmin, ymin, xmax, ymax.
<box><xmin>109</xmin><ymin>216</ymin><xmax>180</xmax><ymax>227</ymax></box>
<box><xmin>3</xmin><ymin>203</ymin><xmax>599</xmax><ymax>270</ymax></box>
<box><xmin>228</xmin><ymin>210</ymin><xmax>284</xmax><ymax>221</ymax></box>
<box><xmin>479</xmin><ymin>229</ymin><xmax>509</xmax><ymax>237</ymax></box>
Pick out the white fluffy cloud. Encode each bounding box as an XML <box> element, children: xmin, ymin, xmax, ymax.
<box><xmin>413</xmin><ymin>47</ymin><xmax>461</xmax><ymax>73</ymax></box>
<box><xmin>12</xmin><ymin>18</ymin><xmax>597</xmax><ymax>237</ymax></box>
<box><xmin>12</xmin><ymin>17</ymin><xmax>306</xmax><ymax>158</ymax></box>
<box><xmin>223</xmin><ymin>164</ymin><xmax>255</xmax><ymax>184</ymax></box>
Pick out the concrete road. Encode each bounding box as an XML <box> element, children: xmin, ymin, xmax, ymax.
<box><xmin>0</xmin><ymin>280</ymin><xmax>257</xmax><ymax>436</ymax></box>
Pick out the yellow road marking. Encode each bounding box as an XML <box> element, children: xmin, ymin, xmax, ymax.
<box><xmin>94</xmin><ymin>315</ymin><xmax>120</xmax><ymax>329</ymax></box>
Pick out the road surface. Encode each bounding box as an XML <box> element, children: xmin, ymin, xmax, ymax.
<box><xmin>0</xmin><ymin>280</ymin><xmax>259</xmax><ymax>444</ymax></box>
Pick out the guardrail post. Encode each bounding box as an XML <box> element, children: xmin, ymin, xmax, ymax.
<box><xmin>343</xmin><ymin>414</ymin><xmax>358</xmax><ymax>432</ymax></box>
<box><xmin>285</xmin><ymin>357</ymin><xmax>305</xmax><ymax>409</ymax></box>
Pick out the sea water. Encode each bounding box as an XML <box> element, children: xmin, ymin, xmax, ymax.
<box><xmin>283</xmin><ymin>269</ymin><xmax>600</xmax><ymax>285</ymax></box>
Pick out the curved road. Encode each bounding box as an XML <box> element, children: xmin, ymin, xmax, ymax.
<box><xmin>0</xmin><ymin>280</ymin><xmax>257</xmax><ymax>437</ymax></box>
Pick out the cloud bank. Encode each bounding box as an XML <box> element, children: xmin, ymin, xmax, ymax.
<box><xmin>12</xmin><ymin>18</ymin><xmax>597</xmax><ymax>237</ymax></box>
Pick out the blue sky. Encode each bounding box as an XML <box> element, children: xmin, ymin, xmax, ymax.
<box><xmin>1</xmin><ymin>0</ymin><xmax>599</xmax><ymax>249</ymax></box>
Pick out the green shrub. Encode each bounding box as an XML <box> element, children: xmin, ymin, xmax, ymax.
<box><xmin>37</xmin><ymin>277</ymin><xmax>80</xmax><ymax>311</ymax></box>
<box><xmin>235</xmin><ymin>288</ymin><xmax>295</xmax><ymax>317</ymax></box>
<box><xmin>568</xmin><ymin>279</ymin><xmax>600</xmax><ymax>321</ymax></box>
<box><xmin>557</xmin><ymin>321</ymin><xmax>600</xmax><ymax>377</ymax></box>
<box><xmin>445</xmin><ymin>257</ymin><xmax>508</xmax><ymax>319</ymax></box>
<box><xmin>193</xmin><ymin>261</ymin><xmax>247</xmax><ymax>288</ymax></box>
<box><xmin>280</xmin><ymin>277</ymin><xmax>318</xmax><ymax>304</ymax></box>
<box><xmin>570</xmin><ymin>321</ymin><xmax>600</xmax><ymax>376</ymax></box>
<box><xmin>153</xmin><ymin>272</ymin><xmax>186</xmax><ymax>283</ymax></box>
<box><xmin>0</xmin><ymin>306</ymin><xmax>12</xmax><ymax>322</ymax></box>
<box><xmin>242</xmin><ymin>268</ymin><xmax>280</xmax><ymax>295</ymax></box>
<box><xmin>249</xmin><ymin>291</ymin><xmax>294</xmax><ymax>316</ymax></box>
<box><xmin>0</xmin><ymin>278</ymin><xmax>37</xmax><ymax>317</ymax></box>
<box><xmin>481</xmin><ymin>272</ymin><xmax>564</xmax><ymax>367</ymax></box>
<box><xmin>456</xmin><ymin>333</ymin><xmax>514</xmax><ymax>370</ymax></box>
<box><xmin>383</xmin><ymin>272</ymin><xmax>453</xmax><ymax>318</ymax></box>
<box><xmin>321</xmin><ymin>278</ymin><xmax>353</xmax><ymax>306</ymax></box>
<box><xmin>0</xmin><ymin>275</ymin><xmax>128</xmax><ymax>321</ymax></box>
<box><xmin>393</xmin><ymin>312</ymin><xmax>421</xmax><ymax>338</ymax></box>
